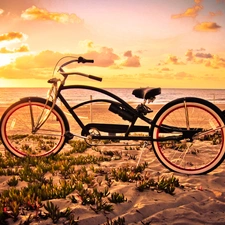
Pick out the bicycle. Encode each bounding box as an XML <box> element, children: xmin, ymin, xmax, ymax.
<box><xmin>0</xmin><ymin>56</ymin><xmax>225</xmax><ymax>175</ymax></box>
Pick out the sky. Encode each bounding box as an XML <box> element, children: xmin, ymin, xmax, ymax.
<box><xmin>0</xmin><ymin>0</ymin><xmax>225</xmax><ymax>88</ymax></box>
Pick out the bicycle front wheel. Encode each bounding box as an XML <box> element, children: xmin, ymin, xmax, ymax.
<box><xmin>151</xmin><ymin>97</ymin><xmax>225</xmax><ymax>175</ymax></box>
<box><xmin>0</xmin><ymin>97</ymin><xmax>69</xmax><ymax>157</ymax></box>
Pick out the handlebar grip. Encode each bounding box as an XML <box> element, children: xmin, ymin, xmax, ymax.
<box><xmin>85</xmin><ymin>59</ymin><xmax>94</xmax><ymax>63</ymax></box>
<box><xmin>78</xmin><ymin>56</ymin><xmax>94</xmax><ymax>63</ymax></box>
<box><xmin>89</xmin><ymin>75</ymin><xmax>102</xmax><ymax>82</ymax></box>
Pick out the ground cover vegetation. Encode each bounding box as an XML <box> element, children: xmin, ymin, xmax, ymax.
<box><xmin>0</xmin><ymin>140</ymin><xmax>181</xmax><ymax>224</ymax></box>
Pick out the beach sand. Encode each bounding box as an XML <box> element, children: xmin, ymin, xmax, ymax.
<box><xmin>0</xmin><ymin>102</ymin><xmax>225</xmax><ymax>224</ymax></box>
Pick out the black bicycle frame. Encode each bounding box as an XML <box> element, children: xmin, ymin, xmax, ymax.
<box><xmin>57</xmin><ymin>84</ymin><xmax>153</xmax><ymax>141</ymax></box>
<box><xmin>55</xmin><ymin>84</ymin><xmax>202</xmax><ymax>142</ymax></box>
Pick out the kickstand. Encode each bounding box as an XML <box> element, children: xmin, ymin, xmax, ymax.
<box><xmin>136</xmin><ymin>141</ymin><xmax>148</xmax><ymax>167</ymax></box>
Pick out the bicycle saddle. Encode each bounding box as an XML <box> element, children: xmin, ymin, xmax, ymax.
<box><xmin>132</xmin><ymin>87</ymin><xmax>161</xmax><ymax>99</ymax></box>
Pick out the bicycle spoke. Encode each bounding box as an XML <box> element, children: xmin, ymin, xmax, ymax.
<box><xmin>0</xmin><ymin>98</ymin><xmax>67</xmax><ymax>157</ymax></box>
<box><xmin>152</xmin><ymin>97</ymin><xmax>225</xmax><ymax>174</ymax></box>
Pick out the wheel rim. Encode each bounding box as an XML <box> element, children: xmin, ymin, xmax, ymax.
<box><xmin>1</xmin><ymin>102</ymin><xmax>65</xmax><ymax>157</ymax></box>
<box><xmin>152</xmin><ymin>102</ymin><xmax>225</xmax><ymax>174</ymax></box>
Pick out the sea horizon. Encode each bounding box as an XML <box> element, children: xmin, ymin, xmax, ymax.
<box><xmin>0</xmin><ymin>87</ymin><xmax>225</xmax><ymax>107</ymax></box>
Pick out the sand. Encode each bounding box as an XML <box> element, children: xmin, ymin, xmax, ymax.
<box><xmin>0</xmin><ymin>102</ymin><xmax>225</xmax><ymax>224</ymax></box>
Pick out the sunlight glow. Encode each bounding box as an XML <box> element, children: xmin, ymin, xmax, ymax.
<box><xmin>0</xmin><ymin>54</ymin><xmax>11</xmax><ymax>67</ymax></box>
<box><xmin>0</xmin><ymin>78</ymin><xmax>12</xmax><ymax>87</ymax></box>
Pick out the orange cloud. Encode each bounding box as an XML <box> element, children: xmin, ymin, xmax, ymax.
<box><xmin>122</xmin><ymin>56</ymin><xmax>140</xmax><ymax>67</ymax></box>
<box><xmin>174</xmin><ymin>71</ymin><xmax>194</xmax><ymax>80</ymax></box>
<box><xmin>0</xmin><ymin>32</ymin><xmax>26</xmax><ymax>42</ymax></box>
<box><xmin>184</xmin><ymin>49</ymin><xmax>204</xmax><ymax>64</ymax></box>
<box><xmin>121</xmin><ymin>51</ymin><xmax>141</xmax><ymax>67</ymax></box>
<box><xmin>157</xmin><ymin>67</ymin><xmax>173</xmax><ymax>73</ymax></box>
<box><xmin>205</xmin><ymin>55</ymin><xmax>225</xmax><ymax>69</ymax></box>
<box><xmin>194</xmin><ymin>22</ymin><xmax>221</xmax><ymax>31</ymax></box>
<box><xmin>78</xmin><ymin>41</ymin><xmax>141</xmax><ymax>68</ymax></box>
<box><xmin>161</xmin><ymin>67</ymin><xmax>172</xmax><ymax>71</ymax></box>
<box><xmin>195</xmin><ymin>0</ymin><xmax>203</xmax><ymax>3</ymax></box>
<box><xmin>16</xmin><ymin>44</ymin><xmax>30</xmax><ymax>52</ymax></box>
<box><xmin>0</xmin><ymin>44</ymin><xmax>30</xmax><ymax>53</ymax></box>
<box><xmin>21</xmin><ymin>6</ymin><xmax>83</xmax><ymax>24</ymax></box>
<box><xmin>0</xmin><ymin>9</ymin><xmax>3</xmax><ymax>15</ymax></box>
<box><xmin>185</xmin><ymin>48</ymin><xmax>225</xmax><ymax>69</ymax></box>
<box><xmin>124</xmin><ymin>50</ymin><xmax>132</xmax><ymax>57</ymax></box>
<box><xmin>0</xmin><ymin>46</ymin><xmax>121</xmax><ymax>80</ymax></box>
<box><xmin>84</xmin><ymin>47</ymin><xmax>119</xmax><ymax>67</ymax></box>
<box><xmin>171</xmin><ymin>5</ymin><xmax>203</xmax><ymax>19</ymax></box>
<box><xmin>0</xmin><ymin>50</ymin><xmax>64</xmax><ymax>79</ymax></box>
<box><xmin>166</xmin><ymin>55</ymin><xmax>184</xmax><ymax>65</ymax></box>
<box><xmin>185</xmin><ymin>49</ymin><xmax>194</xmax><ymax>61</ymax></box>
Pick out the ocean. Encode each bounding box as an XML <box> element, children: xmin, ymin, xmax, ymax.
<box><xmin>0</xmin><ymin>87</ymin><xmax>225</xmax><ymax>107</ymax></box>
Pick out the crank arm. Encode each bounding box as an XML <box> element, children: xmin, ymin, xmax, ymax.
<box><xmin>64</xmin><ymin>131</ymin><xmax>87</xmax><ymax>140</ymax></box>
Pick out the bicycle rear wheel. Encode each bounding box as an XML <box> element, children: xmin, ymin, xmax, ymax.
<box><xmin>0</xmin><ymin>97</ymin><xmax>69</xmax><ymax>157</ymax></box>
<box><xmin>151</xmin><ymin>97</ymin><xmax>225</xmax><ymax>175</ymax></box>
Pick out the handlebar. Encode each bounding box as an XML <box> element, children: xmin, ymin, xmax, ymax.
<box><xmin>57</xmin><ymin>56</ymin><xmax>102</xmax><ymax>82</ymax></box>
<box><xmin>59</xmin><ymin>56</ymin><xmax>94</xmax><ymax>68</ymax></box>
<box><xmin>88</xmin><ymin>75</ymin><xmax>102</xmax><ymax>82</ymax></box>
<box><xmin>78</xmin><ymin>56</ymin><xmax>94</xmax><ymax>63</ymax></box>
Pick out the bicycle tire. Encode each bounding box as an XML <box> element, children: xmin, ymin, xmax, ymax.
<box><xmin>0</xmin><ymin>97</ymin><xmax>69</xmax><ymax>157</ymax></box>
<box><xmin>151</xmin><ymin>97</ymin><xmax>225</xmax><ymax>175</ymax></box>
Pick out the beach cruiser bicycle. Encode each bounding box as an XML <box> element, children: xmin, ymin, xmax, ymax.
<box><xmin>1</xmin><ymin>56</ymin><xmax>225</xmax><ymax>175</ymax></box>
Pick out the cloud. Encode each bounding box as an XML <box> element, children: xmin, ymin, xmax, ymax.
<box><xmin>185</xmin><ymin>49</ymin><xmax>204</xmax><ymax>63</ymax></box>
<box><xmin>77</xmin><ymin>40</ymin><xmax>120</xmax><ymax>67</ymax></box>
<box><xmin>194</xmin><ymin>0</ymin><xmax>203</xmax><ymax>3</ymax></box>
<box><xmin>21</xmin><ymin>6</ymin><xmax>83</xmax><ymax>24</ymax></box>
<box><xmin>205</xmin><ymin>55</ymin><xmax>225</xmax><ymax>69</ymax></box>
<box><xmin>185</xmin><ymin>49</ymin><xmax>194</xmax><ymax>61</ymax></box>
<box><xmin>174</xmin><ymin>71</ymin><xmax>194</xmax><ymax>80</ymax></box>
<box><xmin>121</xmin><ymin>51</ymin><xmax>141</xmax><ymax>67</ymax></box>
<box><xmin>171</xmin><ymin>5</ymin><xmax>203</xmax><ymax>19</ymax></box>
<box><xmin>166</xmin><ymin>55</ymin><xmax>184</xmax><ymax>65</ymax></box>
<box><xmin>17</xmin><ymin>44</ymin><xmax>30</xmax><ymax>53</ymax></box>
<box><xmin>195</xmin><ymin>52</ymin><xmax>213</xmax><ymax>58</ymax></box>
<box><xmin>161</xmin><ymin>67</ymin><xmax>172</xmax><ymax>71</ymax></box>
<box><xmin>0</xmin><ymin>50</ymin><xmax>64</xmax><ymax>79</ymax></box>
<box><xmin>184</xmin><ymin>48</ymin><xmax>225</xmax><ymax>69</ymax></box>
<box><xmin>185</xmin><ymin>49</ymin><xmax>213</xmax><ymax>64</ymax></box>
<box><xmin>194</xmin><ymin>22</ymin><xmax>221</xmax><ymax>31</ymax></box>
<box><xmin>0</xmin><ymin>32</ymin><xmax>27</xmax><ymax>42</ymax></box>
<box><xmin>0</xmin><ymin>44</ymin><xmax>30</xmax><ymax>53</ymax></box>
<box><xmin>83</xmin><ymin>47</ymin><xmax>119</xmax><ymax>67</ymax></box>
<box><xmin>124</xmin><ymin>51</ymin><xmax>132</xmax><ymax>57</ymax></box>
<box><xmin>0</xmin><ymin>44</ymin><xmax>121</xmax><ymax>79</ymax></box>
<box><xmin>0</xmin><ymin>9</ymin><xmax>3</xmax><ymax>15</ymax></box>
